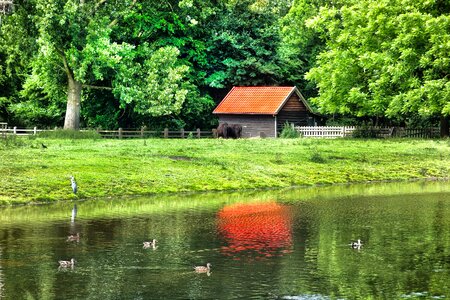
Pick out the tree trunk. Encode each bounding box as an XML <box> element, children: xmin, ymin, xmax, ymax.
<box><xmin>63</xmin><ymin>76</ymin><xmax>82</xmax><ymax>130</ymax></box>
<box><xmin>440</xmin><ymin>115</ymin><xmax>449</xmax><ymax>138</ymax></box>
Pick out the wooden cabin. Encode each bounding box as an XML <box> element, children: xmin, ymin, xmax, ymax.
<box><xmin>213</xmin><ymin>86</ymin><xmax>320</xmax><ymax>138</ymax></box>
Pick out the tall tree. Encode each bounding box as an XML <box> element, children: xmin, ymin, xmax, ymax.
<box><xmin>278</xmin><ymin>0</ymin><xmax>326</xmax><ymax>98</ymax></box>
<box><xmin>306</xmin><ymin>0</ymin><xmax>450</xmax><ymax>135</ymax></box>
<box><xmin>115</xmin><ymin>0</ymin><xmax>217</xmax><ymax>129</ymax></box>
<box><xmin>11</xmin><ymin>0</ymin><xmax>191</xmax><ymax>129</ymax></box>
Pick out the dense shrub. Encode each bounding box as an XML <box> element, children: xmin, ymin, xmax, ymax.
<box><xmin>280</xmin><ymin>122</ymin><xmax>301</xmax><ymax>138</ymax></box>
<box><xmin>352</xmin><ymin>125</ymin><xmax>380</xmax><ymax>138</ymax></box>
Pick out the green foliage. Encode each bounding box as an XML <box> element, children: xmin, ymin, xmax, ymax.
<box><xmin>351</xmin><ymin>125</ymin><xmax>380</xmax><ymax>139</ymax></box>
<box><xmin>1</xmin><ymin>0</ymin><xmax>209</xmax><ymax>129</ymax></box>
<box><xmin>0</xmin><ymin>0</ymin><xmax>40</xmax><ymax>125</ymax></box>
<box><xmin>0</xmin><ymin>0</ymin><xmax>303</xmax><ymax>129</ymax></box>
<box><xmin>280</xmin><ymin>122</ymin><xmax>301</xmax><ymax>138</ymax></box>
<box><xmin>9</xmin><ymin>75</ymin><xmax>66</xmax><ymax>127</ymax></box>
<box><xmin>309</xmin><ymin>149</ymin><xmax>326</xmax><ymax>163</ymax></box>
<box><xmin>114</xmin><ymin>46</ymin><xmax>189</xmax><ymax>117</ymax></box>
<box><xmin>4</xmin><ymin>0</ymin><xmax>449</xmax><ymax>131</ymax></box>
<box><xmin>278</xmin><ymin>0</ymin><xmax>326</xmax><ymax>98</ymax></box>
<box><xmin>306</xmin><ymin>0</ymin><xmax>450</xmax><ymax>122</ymax></box>
<box><xmin>178</xmin><ymin>92</ymin><xmax>216</xmax><ymax>129</ymax></box>
<box><xmin>203</xmin><ymin>0</ymin><xmax>285</xmax><ymax>88</ymax></box>
<box><xmin>325</xmin><ymin>116</ymin><xmax>361</xmax><ymax>126</ymax></box>
<box><xmin>81</xmin><ymin>89</ymin><xmax>122</xmax><ymax>129</ymax></box>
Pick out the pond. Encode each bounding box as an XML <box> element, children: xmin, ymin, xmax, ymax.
<box><xmin>0</xmin><ymin>181</ymin><xmax>449</xmax><ymax>299</ymax></box>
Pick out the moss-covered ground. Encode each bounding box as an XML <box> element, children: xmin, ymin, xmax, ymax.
<box><xmin>0</xmin><ymin>137</ymin><xmax>449</xmax><ymax>205</ymax></box>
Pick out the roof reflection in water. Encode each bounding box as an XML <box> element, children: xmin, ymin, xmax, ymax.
<box><xmin>217</xmin><ymin>202</ymin><xmax>293</xmax><ymax>259</ymax></box>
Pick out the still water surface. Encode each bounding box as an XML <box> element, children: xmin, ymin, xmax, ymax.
<box><xmin>0</xmin><ymin>181</ymin><xmax>449</xmax><ymax>299</ymax></box>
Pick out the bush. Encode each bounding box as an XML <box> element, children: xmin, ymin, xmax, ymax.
<box><xmin>38</xmin><ymin>129</ymin><xmax>101</xmax><ymax>139</ymax></box>
<box><xmin>309</xmin><ymin>148</ymin><xmax>326</xmax><ymax>163</ymax></box>
<box><xmin>352</xmin><ymin>125</ymin><xmax>379</xmax><ymax>138</ymax></box>
<box><xmin>280</xmin><ymin>122</ymin><xmax>301</xmax><ymax>138</ymax></box>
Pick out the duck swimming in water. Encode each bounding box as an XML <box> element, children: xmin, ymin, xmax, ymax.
<box><xmin>143</xmin><ymin>239</ymin><xmax>157</xmax><ymax>249</ymax></box>
<box><xmin>58</xmin><ymin>258</ymin><xmax>75</xmax><ymax>268</ymax></box>
<box><xmin>349</xmin><ymin>239</ymin><xmax>363</xmax><ymax>248</ymax></box>
<box><xmin>67</xmin><ymin>233</ymin><xmax>80</xmax><ymax>242</ymax></box>
<box><xmin>194</xmin><ymin>263</ymin><xmax>211</xmax><ymax>273</ymax></box>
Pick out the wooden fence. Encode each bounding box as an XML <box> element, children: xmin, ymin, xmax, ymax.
<box><xmin>0</xmin><ymin>126</ymin><xmax>216</xmax><ymax>139</ymax></box>
<box><xmin>97</xmin><ymin>128</ymin><xmax>215</xmax><ymax>139</ymax></box>
<box><xmin>0</xmin><ymin>122</ymin><xmax>7</xmax><ymax>138</ymax></box>
<box><xmin>0</xmin><ymin>124</ymin><xmax>441</xmax><ymax>139</ymax></box>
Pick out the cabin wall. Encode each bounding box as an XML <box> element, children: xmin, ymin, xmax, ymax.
<box><xmin>218</xmin><ymin>115</ymin><xmax>276</xmax><ymax>138</ymax></box>
<box><xmin>277</xmin><ymin>94</ymin><xmax>313</xmax><ymax>133</ymax></box>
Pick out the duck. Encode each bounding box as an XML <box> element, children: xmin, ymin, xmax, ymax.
<box><xmin>58</xmin><ymin>258</ymin><xmax>75</xmax><ymax>268</ymax></box>
<box><xmin>143</xmin><ymin>239</ymin><xmax>157</xmax><ymax>249</ymax></box>
<box><xmin>194</xmin><ymin>263</ymin><xmax>211</xmax><ymax>273</ymax></box>
<box><xmin>349</xmin><ymin>239</ymin><xmax>363</xmax><ymax>248</ymax></box>
<box><xmin>67</xmin><ymin>233</ymin><xmax>80</xmax><ymax>242</ymax></box>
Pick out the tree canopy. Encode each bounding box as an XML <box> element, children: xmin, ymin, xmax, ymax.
<box><xmin>0</xmin><ymin>0</ymin><xmax>448</xmax><ymax>133</ymax></box>
<box><xmin>306</xmin><ymin>0</ymin><xmax>450</xmax><ymax>130</ymax></box>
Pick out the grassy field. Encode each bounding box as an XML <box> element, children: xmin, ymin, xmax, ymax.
<box><xmin>0</xmin><ymin>136</ymin><xmax>449</xmax><ymax>205</ymax></box>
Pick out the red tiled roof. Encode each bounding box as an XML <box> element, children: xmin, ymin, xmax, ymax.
<box><xmin>213</xmin><ymin>86</ymin><xmax>308</xmax><ymax>115</ymax></box>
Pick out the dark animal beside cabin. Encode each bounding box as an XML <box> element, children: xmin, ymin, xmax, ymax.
<box><xmin>217</xmin><ymin>123</ymin><xmax>242</xmax><ymax>139</ymax></box>
<box><xmin>229</xmin><ymin>124</ymin><xmax>242</xmax><ymax>139</ymax></box>
<box><xmin>217</xmin><ymin>122</ymin><xmax>229</xmax><ymax>138</ymax></box>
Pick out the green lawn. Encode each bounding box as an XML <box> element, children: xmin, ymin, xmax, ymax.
<box><xmin>0</xmin><ymin>137</ymin><xmax>449</xmax><ymax>205</ymax></box>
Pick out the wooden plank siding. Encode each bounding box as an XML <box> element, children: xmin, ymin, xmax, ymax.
<box><xmin>281</xmin><ymin>94</ymin><xmax>307</xmax><ymax>111</ymax></box>
<box><xmin>276</xmin><ymin>94</ymin><xmax>310</xmax><ymax>133</ymax></box>
<box><xmin>218</xmin><ymin>115</ymin><xmax>275</xmax><ymax>138</ymax></box>
<box><xmin>277</xmin><ymin>111</ymin><xmax>310</xmax><ymax>133</ymax></box>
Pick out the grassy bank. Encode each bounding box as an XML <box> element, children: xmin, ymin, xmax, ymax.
<box><xmin>0</xmin><ymin>137</ymin><xmax>449</xmax><ymax>205</ymax></box>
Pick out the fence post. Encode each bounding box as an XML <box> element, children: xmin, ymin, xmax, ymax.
<box><xmin>13</xmin><ymin>126</ymin><xmax>17</xmax><ymax>135</ymax></box>
<box><xmin>196</xmin><ymin>128</ymin><xmax>201</xmax><ymax>138</ymax></box>
<box><xmin>34</xmin><ymin>127</ymin><xmax>37</xmax><ymax>135</ymax></box>
<box><xmin>119</xmin><ymin>128</ymin><xmax>123</xmax><ymax>139</ymax></box>
<box><xmin>0</xmin><ymin>122</ymin><xmax>6</xmax><ymax>138</ymax></box>
<box><xmin>212</xmin><ymin>129</ymin><xmax>217</xmax><ymax>138</ymax></box>
<box><xmin>181</xmin><ymin>128</ymin><xmax>185</xmax><ymax>138</ymax></box>
<box><xmin>141</xmin><ymin>126</ymin><xmax>146</xmax><ymax>138</ymax></box>
<box><xmin>164</xmin><ymin>128</ymin><xmax>169</xmax><ymax>138</ymax></box>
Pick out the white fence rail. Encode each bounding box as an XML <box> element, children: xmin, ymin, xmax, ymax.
<box><xmin>0</xmin><ymin>126</ymin><xmax>42</xmax><ymax>136</ymax></box>
<box><xmin>295</xmin><ymin>126</ymin><xmax>440</xmax><ymax>138</ymax></box>
<box><xmin>296</xmin><ymin>126</ymin><xmax>356</xmax><ymax>138</ymax></box>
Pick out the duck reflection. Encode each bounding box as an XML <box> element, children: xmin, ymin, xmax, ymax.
<box><xmin>218</xmin><ymin>202</ymin><xmax>293</xmax><ymax>259</ymax></box>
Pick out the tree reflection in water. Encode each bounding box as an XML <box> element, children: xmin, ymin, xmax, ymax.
<box><xmin>0</xmin><ymin>247</ymin><xmax>3</xmax><ymax>298</ymax></box>
<box><xmin>217</xmin><ymin>202</ymin><xmax>293</xmax><ymax>259</ymax></box>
